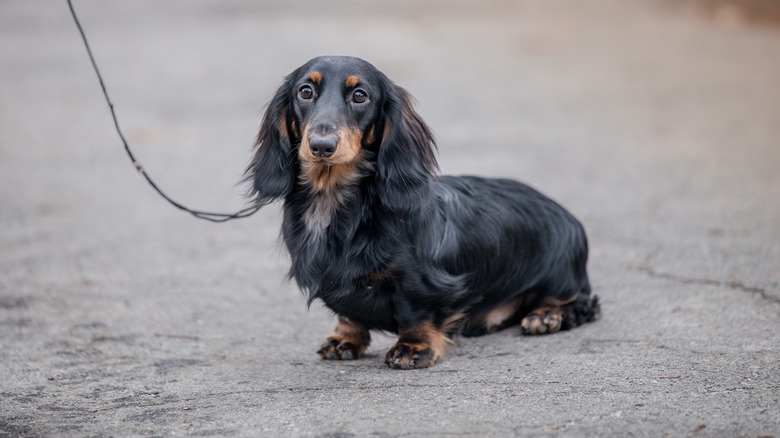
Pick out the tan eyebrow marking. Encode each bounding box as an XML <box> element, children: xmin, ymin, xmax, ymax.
<box><xmin>345</xmin><ymin>75</ymin><xmax>359</xmax><ymax>88</ymax></box>
<box><xmin>308</xmin><ymin>71</ymin><xmax>322</xmax><ymax>84</ymax></box>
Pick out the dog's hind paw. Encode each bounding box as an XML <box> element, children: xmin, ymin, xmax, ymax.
<box><xmin>520</xmin><ymin>308</ymin><xmax>564</xmax><ymax>335</ymax></box>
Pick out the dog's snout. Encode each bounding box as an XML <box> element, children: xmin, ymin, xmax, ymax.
<box><xmin>309</xmin><ymin>134</ymin><xmax>338</xmax><ymax>158</ymax></box>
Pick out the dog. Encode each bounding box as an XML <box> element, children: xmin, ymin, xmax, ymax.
<box><xmin>244</xmin><ymin>56</ymin><xmax>599</xmax><ymax>369</ymax></box>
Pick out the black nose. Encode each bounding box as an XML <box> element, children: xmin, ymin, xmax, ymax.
<box><xmin>309</xmin><ymin>134</ymin><xmax>338</xmax><ymax>158</ymax></box>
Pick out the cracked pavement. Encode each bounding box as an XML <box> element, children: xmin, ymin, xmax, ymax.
<box><xmin>2</xmin><ymin>0</ymin><xmax>779</xmax><ymax>436</ymax></box>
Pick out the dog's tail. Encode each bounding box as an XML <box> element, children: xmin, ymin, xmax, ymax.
<box><xmin>561</xmin><ymin>282</ymin><xmax>600</xmax><ymax>331</ymax></box>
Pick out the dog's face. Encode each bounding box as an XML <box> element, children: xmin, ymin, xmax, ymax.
<box><xmin>292</xmin><ymin>57</ymin><xmax>383</xmax><ymax>167</ymax></box>
<box><xmin>245</xmin><ymin>55</ymin><xmax>438</xmax><ymax>209</ymax></box>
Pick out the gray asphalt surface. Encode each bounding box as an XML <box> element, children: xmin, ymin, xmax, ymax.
<box><xmin>2</xmin><ymin>0</ymin><xmax>779</xmax><ymax>436</ymax></box>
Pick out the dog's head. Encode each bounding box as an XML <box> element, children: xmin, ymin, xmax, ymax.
<box><xmin>245</xmin><ymin>56</ymin><xmax>438</xmax><ymax>210</ymax></box>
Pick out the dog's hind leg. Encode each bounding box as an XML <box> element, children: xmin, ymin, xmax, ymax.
<box><xmin>521</xmin><ymin>292</ymin><xmax>600</xmax><ymax>335</ymax></box>
<box><xmin>317</xmin><ymin>317</ymin><xmax>371</xmax><ymax>360</ymax></box>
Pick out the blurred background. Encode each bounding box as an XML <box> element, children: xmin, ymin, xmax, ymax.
<box><xmin>1</xmin><ymin>0</ymin><xmax>779</xmax><ymax>435</ymax></box>
<box><xmin>4</xmin><ymin>0</ymin><xmax>776</xmax><ymax>295</ymax></box>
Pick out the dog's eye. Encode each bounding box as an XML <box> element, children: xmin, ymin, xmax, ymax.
<box><xmin>352</xmin><ymin>89</ymin><xmax>368</xmax><ymax>104</ymax></box>
<box><xmin>298</xmin><ymin>85</ymin><xmax>314</xmax><ymax>100</ymax></box>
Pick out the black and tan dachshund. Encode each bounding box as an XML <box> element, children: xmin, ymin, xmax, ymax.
<box><xmin>245</xmin><ymin>56</ymin><xmax>599</xmax><ymax>369</ymax></box>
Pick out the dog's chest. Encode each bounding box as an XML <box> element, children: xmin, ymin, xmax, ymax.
<box><xmin>303</xmin><ymin>190</ymin><xmax>344</xmax><ymax>234</ymax></box>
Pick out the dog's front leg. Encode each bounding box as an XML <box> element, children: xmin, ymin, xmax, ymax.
<box><xmin>385</xmin><ymin>320</ymin><xmax>453</xmax><ymax>370</ymax></box>
<box><xmin>317</xmin><ymin>317</ymin><xmax>370</xmax><ymax>360</ymax></box>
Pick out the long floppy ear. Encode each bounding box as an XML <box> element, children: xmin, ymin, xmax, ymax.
<box><xmin>243</xmin><ymin>73</ymin><xmax>299</xmax><ymax>206</ymax></box>
<box><xmin>376</xmin><ymin>84</ymin><xmax>439</xmax><ymax>211</ymax></box>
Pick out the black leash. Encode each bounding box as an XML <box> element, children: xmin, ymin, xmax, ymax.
<box><xmin>67</xmin><ymin>0</ymin><xmax>259</xmax><ymax>222</ymax></box>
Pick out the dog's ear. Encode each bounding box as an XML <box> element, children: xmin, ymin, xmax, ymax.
<box><xmin>244</xmin><ymin>73</ymin><xmax>300</xmax><ymax>206</ymax></box>
<box><xmin>376</xmin><ymin>84</ymin><xmax>438</xmax><ymax>211</ymax></box>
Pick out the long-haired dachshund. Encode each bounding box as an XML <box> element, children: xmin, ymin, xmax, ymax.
<box><xmin>245</xmin><ymin>56</ymin><xmax>599</xmax><ymax>369</ymax></box>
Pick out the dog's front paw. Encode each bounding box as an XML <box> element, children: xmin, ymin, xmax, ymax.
<box><xmin>385</xmin><ymin>322</ymin><xmax>452</xmax><ymax>369</ymax></box>
<box><xmin>385</xmin><ymin>342</ymin><xmax>438</xmax><ymax>369</ymax></box>
<box><xmin>317</xmin><ymin>335</ymin><xmax>366</xmax><ymax>360</ymax></box>
<box><xmin>318</xmin><ymin>318</ymin><xmax>370</xmax><ymax>360</ymax></box>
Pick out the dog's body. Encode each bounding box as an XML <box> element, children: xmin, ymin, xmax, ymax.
<box><xmin>246</xmin><ymin>56</ymin><xmax>599</xmax><ymax>369</ymax></box>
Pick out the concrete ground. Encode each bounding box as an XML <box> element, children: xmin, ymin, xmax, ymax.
<box><xmin>2</xmin><ymin>0</ymin><xmax>779</xmax><ymax>436</ymax></box>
